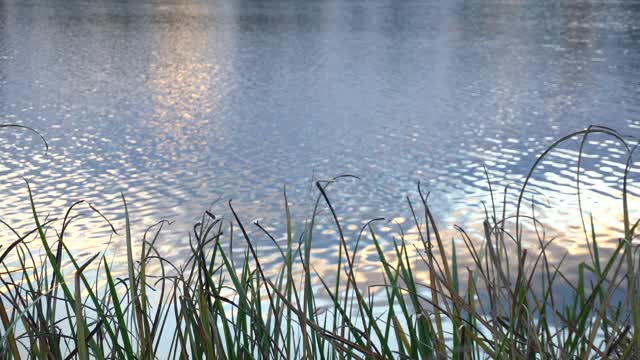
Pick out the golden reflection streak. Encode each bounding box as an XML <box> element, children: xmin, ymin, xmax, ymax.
<box><xmin>145</xmin><ymin>5</ymin><xmax>223</xmax><ymax>159</ymax></box>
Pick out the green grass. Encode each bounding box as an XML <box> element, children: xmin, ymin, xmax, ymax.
<box><xmin>0</xmin><ymin>125</ymin><xmax>638</xmax><ymax>359</ymax></box>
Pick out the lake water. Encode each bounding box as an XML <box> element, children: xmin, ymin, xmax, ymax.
<box><xmin>1</xmin><ymin>0</ymin><xmax>640</xmax><ymax>276</ymax></box>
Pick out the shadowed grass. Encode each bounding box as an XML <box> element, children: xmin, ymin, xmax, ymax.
<box><xmin>0</xmin><ymin>126</ymin><xmax>638</xmax><ymax>359</ymax></box>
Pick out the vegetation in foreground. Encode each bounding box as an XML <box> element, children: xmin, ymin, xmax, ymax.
<box><xmin>0</xmin><ymin>126</ymin><xmax>639</xmax><ymax>359</ymax></box>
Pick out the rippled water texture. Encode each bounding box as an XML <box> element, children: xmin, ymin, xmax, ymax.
<box><xmin>1</xmin><ymin>0</ymin><xmax>640</xmax><ymax>274</ymax></box>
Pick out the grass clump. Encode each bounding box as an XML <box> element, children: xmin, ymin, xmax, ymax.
<box><xmin>0</xmin><ymin>126</ymin><xmax>639</xmax><ymax>359</ymax></box>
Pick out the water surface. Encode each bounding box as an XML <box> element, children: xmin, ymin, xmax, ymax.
<box><xmin>1</xmin><ymin>0</ymin><xmax>640</xmax><ymax>274</ymax></box>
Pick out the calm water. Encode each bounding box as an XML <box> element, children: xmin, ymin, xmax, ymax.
<box><xmin>1</xmin><ymin>0</ymin><xmax>640</xmax><ymax>274</ymax></box>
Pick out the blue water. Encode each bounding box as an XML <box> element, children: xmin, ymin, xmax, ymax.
<box><xmin>1</xmin><ymin>0</ymin><xmax>639</xmax><ymax>271</ymax></box>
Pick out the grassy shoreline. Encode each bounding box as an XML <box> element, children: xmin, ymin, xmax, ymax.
<box><xmin>0</xmin><ymin>126</ymin><xmax>639</xmax><ymax>359</ymax></box>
